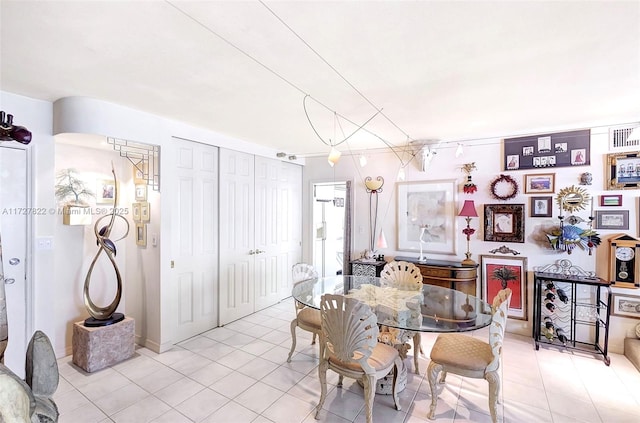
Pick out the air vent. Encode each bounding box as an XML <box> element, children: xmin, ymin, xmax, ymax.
<box><xmin>609</xmin><ymin>124</ymin><xmax>640</xmax><ymax>151</ymax></box>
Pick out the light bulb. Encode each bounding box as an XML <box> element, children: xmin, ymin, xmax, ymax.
<box><xmin>397</xmin><ymin>167</ymin><xmax>405</xmax><ymax>181</ymax></box>
<box><xmin>327</xmin><ymin>147</ymin><xmax>341</xmax><ymax>167</ymax></box>
<box><xmin>359</xmin><ymin>155</ymin><xmax>367</xmax><ymax>167</ymax></box>
<box><xmin>456</xmin><ymin>143</ymin><xmax>464</xmax><ymax>157</ymax></box>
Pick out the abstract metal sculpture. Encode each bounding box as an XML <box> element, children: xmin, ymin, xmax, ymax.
<box><xmin>83</xmin><ymin>163</ymin><xmax>129</xmax><ymax>326</ymax></box>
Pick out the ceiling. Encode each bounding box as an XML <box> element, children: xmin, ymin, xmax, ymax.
<box><xmin>1</xmin><ymin>1</ymin><xmax>639</xmax><ymax>157</ymax></box>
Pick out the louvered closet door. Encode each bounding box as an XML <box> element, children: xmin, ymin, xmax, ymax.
<box><xmin>218</xmin><ymin>149</ymin><xmax>255</xmax><ymax>325</ymax></box>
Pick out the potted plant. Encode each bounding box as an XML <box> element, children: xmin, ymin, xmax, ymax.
<box><xmin>55</xmin><ymin>168</ymin><xmax>95</xmax><ymax>225</ymax></box>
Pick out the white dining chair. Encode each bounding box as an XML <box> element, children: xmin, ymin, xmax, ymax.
<box><xmin>287</xmin><ymin>263</ymin><xmax>321</xmax><ymax>362</ymax></box>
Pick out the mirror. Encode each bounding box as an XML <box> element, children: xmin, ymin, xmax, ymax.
<box><xmin>557</xmin><ymin>185</ymin><xmax>591</xmax><ymax>213</ymax></box>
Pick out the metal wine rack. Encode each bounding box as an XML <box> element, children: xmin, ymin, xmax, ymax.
<box><xmin>533</xmin><ymin>265</ymin><xmax>612</xmax><ymax>365</ymax></box>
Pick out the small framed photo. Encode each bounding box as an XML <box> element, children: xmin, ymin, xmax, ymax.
<box><xmin>606</xmin><ymin>151</ymin><xmax>640</xmax><ymax>190</ymax></box>
<box><xmin>600</xmin><ymin>194</ymin><xmax>622</xmax><ymax>207</ymax></box>
<box><xmin>132</xmin><ymin>202</ymin><xmax>142</xmax><ymax>222</ymax></box>
<box><xmin>135</xmin><ymin>223</ymin><xmax>147</xmax><ymax>247</ymax></box>
<box><xmin>140</xmin><ymin>202</ymin><xmax>150</xmax><ymax>222</ymax></box>
<box><xmin>530</xmin><ymin>196</ymin><xmax>552</xmax><ymax>218</ymax></box>
<box><xmin>484</xmin><ymin>204</ymin><xmax>525</xmax><ymax>243</ymax></box>
<box><xmin>480</xmin><ymin>254</ymin><xmax>528</xmax><ymax>320</ymax></box>
<box><xmin>594</xmin><ymin>210</ymin><xmax>629</xmax><ymax>230</ymax></box>
<box><xmin>97</xmin><ymin>179</ymin><xmax>116</xmax><ymax>204</ymax></box>
<box><xmin>133</xmin><ymin>163</ymin><xmax>147</xmax><ymax>184</ymax></box>
<box><xmin>135</xmin><ymin>184</ymin><xmax>147</xmax><ymax>201</ymax></box>
<box><xmin>524</xmin><ymin>173</ymin><xmax>555</xmax><ymax>193</ymax></box>
<box><xmin>611</xmin><ymin>294</ymin><xmax>640</xmax><ymax>319</ymax></box>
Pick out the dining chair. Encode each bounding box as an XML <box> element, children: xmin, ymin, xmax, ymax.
<box><xmin>315</xmin><ymin>294</ymin><xmax>402</xmax><ymax>423</ymax></box>
<box><xmin>380</xmin><ymin>260</ymin><xmax>424</xmax><ymax>374</ymax></box>
<box><xmin>287</xmin><ymin>263</ymin><xmax>321</xmax><ymax>362</ymax></box>
<box><xmin>426</xmin><ymin>288</ymin><xmax>512</xmax><ymax>423</ymax></box>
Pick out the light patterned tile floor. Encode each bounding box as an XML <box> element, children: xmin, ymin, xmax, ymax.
<box><xmin>55</xmin><ymin>298</ymin><xmax>640</xmax><ymax>422</ymax></box>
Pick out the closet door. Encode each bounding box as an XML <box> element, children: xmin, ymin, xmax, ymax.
<box><xmin>219</xmin><ymin>149</ymin><xmax>255</xmax><ymax>325</ymax></box>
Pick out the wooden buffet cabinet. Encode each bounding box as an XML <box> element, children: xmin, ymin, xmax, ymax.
<box><xmin>350</xmin><ymin>256</ymin><xmax>478</xmax><ymax>296</ymax></box>
<box><xmin>394</xmin><ymin>256</ymin><xmax>478</xmax><ymax>296</ymax></box>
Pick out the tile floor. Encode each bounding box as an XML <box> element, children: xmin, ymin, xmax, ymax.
<box><xmin>54</xmin><ymin>298</ymin><xmax>640</xmax><ymax>423</ymax></box>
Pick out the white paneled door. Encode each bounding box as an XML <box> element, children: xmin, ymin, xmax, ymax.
<box><xmin>171</xmin><ymin>138</ymin><xmax>219</xmax><ymax>342</ymax></box>
<box><xmin>0</xmin><ymin>145</ymin><xmax>29</xmax><ymax>373</ymax></box>
<box><xmin>219</xmin><ymin>150</ymin><xmax>302</xmax><ymax>325</ymax></box>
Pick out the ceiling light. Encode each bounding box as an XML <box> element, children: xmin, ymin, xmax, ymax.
<box><xmin>327</xmin><ymin>147</ymin><xmax>341</xmax><ymax>167</ymax></box>
<box><xmin>397</xmin><ymin>167</ymin><xmax>405</xmax><ymax>181</ymax></box>
<box><xmin>455</xmin><ymin>143</ymin><xmax>464</xmax><ymax>157</ymax></box>
<box><xmin>359</xmin><ymin>155</ymin><xmax>367</xmax><ymax>167</ymax></box>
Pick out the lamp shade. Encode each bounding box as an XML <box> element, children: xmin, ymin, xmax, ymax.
<box><xmin>458</xmin><ymin>200</ymin><xmax>478</xmax><ymax>217</ymax></box>
<box><xmin>327</xmin><ymin>147</ymin><xmax>341</xmax><ymax>167</ymax></box>
<box><xmin>376</xmin><ymin>230</ymin><xmax>388</xmax><ymax>249</ymax></box>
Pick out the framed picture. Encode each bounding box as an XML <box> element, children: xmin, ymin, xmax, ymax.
<box><xmin>524</xmin><ymin>173</ymin><xmax>555</xmax><ymax>193</ymax></box>
<box><xmin>530</xmin><ymin>196</ymin><xmax>552</xmax><ymax>218</ymax></box>
<box><xmin>484</xmin><ymin>204</ymin><xmax>525</xmax><ymax>243</ymax></box>
<box><xmin>132</xmin><ymin>202</ymin><xmax>142</xmax><ymax>222</ymax></box>
<box><xmin>480</xmin><ymin>254</ymin><xmax>528</xmax><ymax>320</ymax></box>
<box><xmin>600</xmin><ymin>194</ymin><xmax>622</xmax><ymax>207</ymax></box>
<box><xmin>611</xmin><ymin>294</ymin><xmax>640</xmax><ymax>319</ymax></box>
<box><xmin>503</xmin><ymin>129</ymin><xmax>590</xmax><ymax>170</ymax></box>
<box><xmin>135</xmin><ymin>223</ymin><xmax>147</xmax><ymax>247</ymax></box>
<box><xmin>140</xmin><ymin>202</ymin><xmax>150</xmax><ymax>222</ymax></box>
<box><xmin>606</xmin><ymin>151</ymin><xmax>640</xmax><ymax>190</ymax></box>
<box><xmin>396</xmin><ymin>179</ymin><xmax>457</xmax><ymax>255</ymax></box>
<box><xmin>594</xmin><ymin>210</ymin><xmax>629</xmax><ymax>230</ymax></box>
<box><xmin>133</xmin><ymin>163</ymin><xmax>147</xmax><ymax>184</ymax></box>
<box><xmin>96</xmin><ymin>179</ymin><xmax>116</xmax><ymax>204</ymax></box>
<box><xmin>135</xmin><ymin>184</ymin><xmax>147</xmax><ymax>201</ymax></box>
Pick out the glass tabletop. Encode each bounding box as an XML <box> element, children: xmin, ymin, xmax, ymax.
<box><xmin>292</xmin><ymin>275</ymin><xmax>493</xmax><ymax>333</ymax></box>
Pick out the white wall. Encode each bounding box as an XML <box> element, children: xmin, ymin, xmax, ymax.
<box><xmin>302</xmin><ymin>125</ymin><xmax>639</xmax><ymax>354</ymax></box>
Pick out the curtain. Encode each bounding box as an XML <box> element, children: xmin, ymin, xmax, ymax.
<box><xmin>342</xmin><ymin>180</ymin><xmax>353</xmax><ymax>276</ymax></box>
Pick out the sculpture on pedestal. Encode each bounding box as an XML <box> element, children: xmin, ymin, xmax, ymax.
<box><xmin>83</xmin><ymin>163</ymin><xmax>130</xmax><ymax>326</ymax></box>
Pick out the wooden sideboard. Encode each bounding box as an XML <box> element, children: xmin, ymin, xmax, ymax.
<box><xmin>394</xmin><ymin>256</ymin><xmax>478</xmax><ymax>296</ymax></box>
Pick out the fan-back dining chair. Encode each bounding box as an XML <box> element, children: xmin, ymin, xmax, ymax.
<box><xmin>379</xmin><ymin>260</ymin><xmax>424</xmax><ymax>374</ymax></box>
<box><xmin>287</xmin><ymin>263</ymin><xmax>321</xmax><ymax>362</ymax></box>
<box><xmin>315</xmin><ymin>294</ymin><xmax>402</xmax><ymax>423</ymax></box>
<box><xmin>426</xmin><ymin>288</ymin><xmax>512</xmax><ymax>423</ymax></box>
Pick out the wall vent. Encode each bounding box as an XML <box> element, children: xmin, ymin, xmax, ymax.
<box><xmin>609</xmin><ymin>123</ymin><xmax>640</xmax><ymax>151</ymax></box>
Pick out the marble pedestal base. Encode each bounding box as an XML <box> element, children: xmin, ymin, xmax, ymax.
<box><xmin>72</xmin><ymin>317</ymin><xmax>134</xmax><ymax>372</ymax></box>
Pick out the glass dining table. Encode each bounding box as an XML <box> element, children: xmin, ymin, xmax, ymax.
<box><xmin>292</xmin><ymin>275</ymin><xmax>493</xmax><ymax>333</ymax></box>
<box><xmin>291</xmin><ymin>275</ymin><xmax>493</xmax><ymax>394</ymax></box>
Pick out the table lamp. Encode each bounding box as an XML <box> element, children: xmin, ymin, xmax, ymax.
<box><xmin>458</xmin><ymin>200</ymin><xmax>478</xmax><ymax>265</ymax></box>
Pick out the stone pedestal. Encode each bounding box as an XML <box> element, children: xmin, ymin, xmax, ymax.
<box><xmin>72</xmin><ymin>317</ymin><xmax>134</xmax><ymax>372</ymax></box>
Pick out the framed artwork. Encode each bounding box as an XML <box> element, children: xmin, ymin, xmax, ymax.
<box><xmin>480</xmin><ymin>254</ymin><xmax>528</xmax><ymax>320</ymax></box>
<box><xmin>611</xmin><ymin>294</ymin><xmax>640</xmax><ymax>319</ymax></box>
<box><xmin>530</xmin><ymin>196</ymin><xmax>552</xmax><ymax>218</ymax></box>
<box><xmin>135</xmin><ymin>223</ymin><xmax>147</xmax><ymax>247</ymax></box>
<box><xmin>503</xmin><ymin>129</ymin><xmax>590</xmax><ymax>171</ymax></box>
<box><xmin>396</xmin><ymin>179</ymin><xmax>457</xmax><ymax>255</ymax></box>
<box><xmin>96</xmin><ymin>179</ymin><xmax>116</xmax><ymax>204</ymax></box>
<box><xmin>484</xmin><ymin>204</ymin><xmax>525</xmax><ymax>243</ymax></box>
<box><xmin>524</xmin><ymin>173</ymin><xmax>555</xmax><ymax>194</ymax></box>
<box><xmin>594</xmin><ymin>210</ymin><xmax>629</xmax><ymax>230</ymax></box>
<box><xmin>132</xmin><ymin>202</ymin><xmax>141</xmax><ymax>222</ymax></box>
<box><xmin>600</xmin><ymin>194</ymin><xmax>622</xmax><ymax>207</ymax></box>
<box><xmin>140</xmin><ymin>202</ymin><xmax>150</xmax><ymax>222</ymax></box>
<box><xmin>135</xmin><ymin>184</ymin><xmax>147</xmax><ymax>201</ymax></box>
<box><xmin>133</xmin><ymin>163</ymin><xmax>147</xmax><ymax>184</ymax></box>
<box><xmin>606</xmin><ymin>151</ymin><xmax>640</xmax><ymax>190</ymax></box>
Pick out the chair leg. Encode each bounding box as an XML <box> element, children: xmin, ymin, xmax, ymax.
<box><xmin>362</xmin><ymin>374</ymin><xmax>376</xmax><ymax>423</ymax></box>
<box><xmin>426</xmin><ymin>361</ymin><xmax>443</xmax><ymax>420</ymax></box>
<box><xmin>486</xmin><ymin>371</ymin><xmax>500</xmax><ymax>423</ymax></box>
<box><xmin>287</xmin><ymin>319</ymin><xmax>298</xmax><ymax>363</ymax></box>
<box><xmin>337</xmin><ymin>374</ymin><xmax>344</xmax><ymax>388</ymax></box>
<box><xmin>311</xmin><ymin>332</ymin><xmax>317</xmax><ymax>345</ymax></box>
<box><xmin>413</xmin><ymin>333</ymin><xmax>421</xmax><ymax>374</ymax></box>
<box><xmin>392</xmin><ymin>357</ymin><xmax>402</xmax><ymax>411</ymax></box>
<box><xmin>315</xmin><ymin>360</ymin><xmax>329</xmax><ymax>419</ymax></box>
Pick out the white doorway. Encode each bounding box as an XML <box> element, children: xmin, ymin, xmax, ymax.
<box><xmin>0</xmin><ymin>144</ymin><xmax>30</xmax><ymax>374</ymax></box>
<box><xmin>312</xmin><ymin>182</ymin><xmax>346</xmax><ymax>277</ymax></box>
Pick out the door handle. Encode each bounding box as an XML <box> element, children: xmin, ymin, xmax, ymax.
<box><xmin>9</xmin><ymin>258</ymin><xmax>20</xmax><ymax>265</ymax></box>
<box><xmin>255</xmin><ymin>249</ymin><xmax>265</xmax><ymax>254</ymax></box>
<box><xmin>249</xmin><ymin>250</ymin><xmax>255</xmax><ymax>255</ymax></box>
<box><xmin>4</xmin><ymin>278</ymin><xmax>15</xmax><ymax>284</ymax></box>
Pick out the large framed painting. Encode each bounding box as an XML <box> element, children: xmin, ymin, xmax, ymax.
<box><xmin>396</xmin><ymin>179</ymin><xmax>457</xmax><ymax>255</ymax></box>
<box><xmin>480</xmin><ymin>254</ymin><xmax>528</xmax><ymax>320</ymax></box>
<box><xmin>503</xmin><ymin>129</ymin><xmax>590</xmax><ymax>171</ymax></box>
